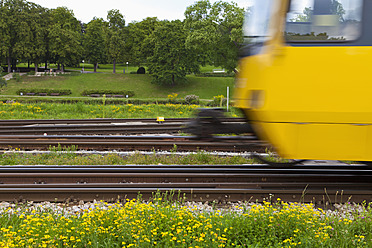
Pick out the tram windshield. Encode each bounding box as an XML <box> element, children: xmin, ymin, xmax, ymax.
<box><xmin>243</xmin><ymin>0</ymin><xmax>274</xmax><ymax>44</ymax></box>
<box><xmin>286</xmin><ymin>0</ymin><xmax>363</xmax><ymax>41</ymax></box>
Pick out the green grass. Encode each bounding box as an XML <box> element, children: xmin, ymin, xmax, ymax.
<box><xmin>0</xmin><ymin>149</ymin><xmax>254</xmax><ymax>165</ymax></box>
<box><xmin>1</xmin><ymin>72</ymin><xmax>234</xmax><ymax>99</ymax></box>
<box><xmin>0</xmin><ymin>101</ymin><xmax>241</xmax><ymax>119</ymax></box>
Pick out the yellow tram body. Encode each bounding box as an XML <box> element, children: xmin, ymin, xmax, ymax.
<box><xmin>235</xmin><ymin>0</ymin><xmax>372</xmax><ymax>161</ymax></box>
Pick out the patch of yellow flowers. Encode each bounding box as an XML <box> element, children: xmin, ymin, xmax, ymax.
<box><xmin>0</xmin><ymin>198</ymin><xmax>370</xmax><ymax>247</ymax></box>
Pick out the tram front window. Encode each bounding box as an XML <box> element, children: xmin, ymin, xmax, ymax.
<box><xmin>285</xmin><ymin>0</ymin><xmax>363</xmax><ymax>42</ymax></box>
<box><xmin>241</xmin><ymin>0</ymin><xmax>274</xmax><ymax>56</ymax></box>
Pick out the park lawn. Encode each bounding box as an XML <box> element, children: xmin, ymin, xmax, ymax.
<box><xmin>0</xmin><ymin>73</ymin><xmax>235</xmax><ymax>99</ymax></box>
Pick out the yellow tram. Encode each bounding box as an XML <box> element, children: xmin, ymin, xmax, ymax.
<box><xmin>234</xmin><ymin>0</ymin><xmax>372</xmax><ymax>162</ymax></box>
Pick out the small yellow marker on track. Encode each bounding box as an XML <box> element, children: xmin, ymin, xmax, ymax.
<box><xmin>156</xmin><ymin>117</ymin><xmax>165</xmax><ymax>124</ymax></box>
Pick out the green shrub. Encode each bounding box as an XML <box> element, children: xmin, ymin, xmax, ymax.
<box><xmin>0</xmin><ymin>78</ymin><xmax>6</xmax><ymax>88</ymax></box>
<box><xmin>80</xmin><ymin>90</ymin><xmax>135</xmax><ymax>97</ymax></box>
<box><xmin>184</xmin><ymin>94</ymin><xmax>200</xmax><ymax>104</ymax></box>
<box><xmin>0</xmin><ymin>97</ymin><xmax>206</xmax><ymax>106</ymax></box>
<box><xmin>16</xmin><ymin>88</ymin><xmax>72</xmax><ymax>96</ymax></box>
<box><xmin>12</xmin><ymin>73</ymin><xmax>21</xmax><ymax>82</ymax></box>
<box><xmin>207</xmin><ymin>95</ymin><xmax>227</xmax><ymax>107</ymax></box>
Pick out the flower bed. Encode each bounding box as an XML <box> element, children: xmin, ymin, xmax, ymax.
<box><xmin>0</xmin><ymin>195</ymin><xmax>371</xmax><ymax>247</ymax></box>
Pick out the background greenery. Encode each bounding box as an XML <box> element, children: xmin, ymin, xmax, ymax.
<box><xmin>0</xmin><ymin>0</ymin><xmax>244</xmax><ymax>85</ymax></box>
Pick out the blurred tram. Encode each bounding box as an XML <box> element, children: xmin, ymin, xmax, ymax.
<box><xmin>234</xmin><ymin>0</ymin><xmax>372</xmax><ymax>162</ymax></box>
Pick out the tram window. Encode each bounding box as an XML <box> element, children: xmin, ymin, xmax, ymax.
<box><xmin>285</xmin><ymin>0</ymin><xmax>362</xmax><ymax>42</ymax></box>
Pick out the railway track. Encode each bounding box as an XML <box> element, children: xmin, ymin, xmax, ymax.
<box><xmin>0</xmin><ymin>117</ymin><xmax>246</xmax><ymax>135</ymax></box>
<box><xmin>1</xmin><ymin>164</ymin><xmax>371</xmax><ymax>204</ymax></box>
<box><xmin>0</xmin><ymin>117</ymin><xmax>264</xmax><ymax>151</ymax></box>
<box><xmin>0</xmin><ymin>134</ymin><xmax>264</xmax><ymax>152</ymax></box>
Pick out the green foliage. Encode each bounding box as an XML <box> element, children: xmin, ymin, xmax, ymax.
<box><xmin>80</xmin><ymin>89</ymin><xmax>135</xmax><ymax>97</ymax></box>
<box><xmin>0</xmin><ymin>150</ymin><xmax>253</xmax><ymax>165</ymax></box>
<box><xmin>167</xmin><ymin>93</ymin><xmax>178</xmax><ymax>103</ymax></box>
<box><xmin>0</xmin><ymin>66</ymin><xmax>4</xmax><ymax>88</ymax></box>
<box><xmin>49</xmin><ymin>7</ymin><xmax>82</xmax><ymax>71</ymax></box>
<box><xmin>106</xmin><ymin>9</ymin><xmax>126</xmax><ymax>73</ymax></box>
<box><xmin>0</xmin><ymin>66</ymin><xmax>5</xmax><ymax>86</ymax></box>
<box><xmin>0</xmin><ymin>0</ymin><xmax>244</xmax><ymax>79</ymax></box>
<box><xmin>125</xmin><ymin>17</ymin><xmax>162</xmax><ymax>66</ymax></box>
<box><xmin>147</xmin><ymin>20</ymin><xmax>199</xmax><ymax>86</ymax></box>
<box><xmin>0</xmin><ymin>0</ymin><xmax>34</xmax><ymax>72</ymax></box>
<box><xmin>208</xmin><ymin>95</ymin><xmax>227</xmax><ymax>107</ymax></box>
<box><xmin>184</xmin><ymin>0</ymin><xmax>244</xmax><ymax>73</ymax></box>
<box><xmin>12</xmin><ymin>73</ymin><xmax>21</xmax><ymax>82</ymax></box>
<box><xmin>84</xmin><ymin>18</ymin><xmax>107</xmax><ymax>72</ymax></box>
<box><xmin>16</xmin><ymin>88</ymin><xmax>72</xmax><ymax>95</ymax></box>
<box><xmin>0</xmin><ymin>101</ymin><xmax>245</xmax><ymax>119</ymax></box>
<box><xmin>0</xmin><ymin>79</ymin><xmax>6</xmax><ymax>88</ymax></box>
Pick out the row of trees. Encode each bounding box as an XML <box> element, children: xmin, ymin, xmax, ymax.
<box><xmin>0</xmin><ymin>0</ymin><xmax>244</xmax><ymax>85</ymax></box>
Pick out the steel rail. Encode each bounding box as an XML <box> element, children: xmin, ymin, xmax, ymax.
<box><xmin>0</xmin><ymin>117</ymin><xmax>246</xmax><ymax>126</ymax></box>
<box><xmin>0</xmin><ymin>118</ymin><xmax>248</xmax><ymax>135</ymax></box>
<box><xmin>0</xmin><ymin>165</ymin><xmax>371</xmax><ymax>204</ymax></box>
<box><xmin>0</xmin><ymin>135</ymin><xmax>264</xmax><ymax>152</ymax></box>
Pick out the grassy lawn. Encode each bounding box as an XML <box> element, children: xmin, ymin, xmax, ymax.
<box><xmin>0</xmin><ymin>101</ymin><xmax>241</xmax><ymax>119</ymax></box>
<box><xmin>1</xmin><ymin>71</ymin><xmax>234</xmax><ymax>99</ymax></box>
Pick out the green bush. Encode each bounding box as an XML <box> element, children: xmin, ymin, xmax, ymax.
<box><xmin>16</xmin><ymin>88</ymin><xmax>72</xmax><ymax>96</ymax></box>
<box><xmin>207</xmin><ymin>95</ymin><xmax>227</xmax><ymax>107</ymax></box>
<box><xmin>12</xmin><ymin>73</ymin><xmax>21</xmax><ymax>82</ymax></box>
<box><xmin>184</xmin><ymin>94</ymin><xmax>200</xmax><ymax>104</ymax></box>
<box><xmin>80</xmin><ymin>90</ymin><xmax>135</xmax><ymax>97</ymax></box>
<box><xmin>0</xmin><ymin>78</ymin><xmax>6</xmax><ymax>88</ymax></box>
<box><xmin>0</xmin><ymin>97</ymin><xmax>202</xmax><ymax>106</ymax></box>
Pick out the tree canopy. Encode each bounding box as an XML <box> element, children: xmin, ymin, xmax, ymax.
<box><xmin>184</xmin><ymin>0</ymin><xmax>244</xmax><ymax>73</ymax></box>
<box><xmin>147</xmin><ymin>20</ymin><xmax>199</xmax><ymax>86</ymax></box>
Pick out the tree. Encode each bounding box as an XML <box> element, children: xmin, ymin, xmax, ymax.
<box><xmin>27</xmin><ymin>3</ymin><xmax>50</xmax><ymax>72</ymax></box>
<box><xmin>290</xmin><ymin>7</ymin><xmax>313</xmax><ymax>22</ymax></box>
<box><xmin>184</xmin><ymin>0</ymin><xmax>244</xmax><ymax>73</ymax></box>
<box><xmin>0</xmin><ymin>66</ymin><xmax>6</xmax><ymax>88</ymax></box>
<box><xmin>147</xmin><ymin>20</ymin><xmax>199</xmax><ymax>86</ymax></box>
<box><xmin>49</xmin><ymin>7</ymin><xmax>82</xmax><ymax>72</ymax></box>
<box><xmin>125</xmin><ymin>17</ymin><xmax>161</xmax><ymax>66</ymax></box>
<box><xmin>291</xmin><ymin>0</ymin><xmax>346</xmax><ymax>22</ymax></box>
<box><xmin>0</xmin><ymin>1</ymin><xmax>10</xmax><ymax>69</ymax></box>
<box><xmin>106</xmin><ymin>9</ymin><xmax>125</xmax><ymax>73</ymax></box>
<box><xmin>84</xmin><ymin>18</ymin><xmax>106</xmax><ymax>72</ymax></box>
<box><xmin>0</xmin><ymin>0</ymin><xmax>34</xmax><ymax>72</ymax></box>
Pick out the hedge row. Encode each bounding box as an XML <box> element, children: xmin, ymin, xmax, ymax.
<box><xmin>1</xmin><ymin>97</ymin><xmax>211</xmax><ymax>106</ymax></box>
<box><xmin>81</xmin><ymin>90</ymin><xmax>135</xmax><ymax>97</ymax></box>
<box><xmin>16</xmin><ymin>89</ymin><xmax>72</xmax><ymax>96</ymax></box>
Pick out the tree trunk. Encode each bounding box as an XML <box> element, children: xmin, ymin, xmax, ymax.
<box><xmin>35</xmin><ymin>62</ymin><xmax>38</xmax><ymax>73</ymax></box>
<box><xmin>12</xmin><ymin>59</ymin><xmax>16</xmax><ymax>71</ymax></box>
<box><xmin>171</xmin><ymin>74</ymin><xmax>175</xmax><ymax>86</ymax></box>
<box><xmin>45</xmin><ymin>61</ymin><xmax>48</xmax><ymax>70</ymax></box>
<box><xmin>58</xmin><ymin>64</ymin><xmax>60</xmax><ymax>71</ymax></box>
<box><xmin>28</xmin><ymin>60</ymin><xmax>30</xmax><ymax>69</ymax></box>
<box><xmin>94</xmin><ymin>63</ymin><xmax>97</xmax><ymax>73</ymax></box>
<box><xmin>7</xmin><ymin>57</ymin><xmax>11</xmax><ymax>73</ymax></box>
<box><xmin>61</xmin><ymin>64</ymin><xmax>65</xmax><ymax>72</ymax></box>
<box><xmin>113</xmin><ymin>59</ymin><xmax>116</xmax><ymax>74</ymax></box>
